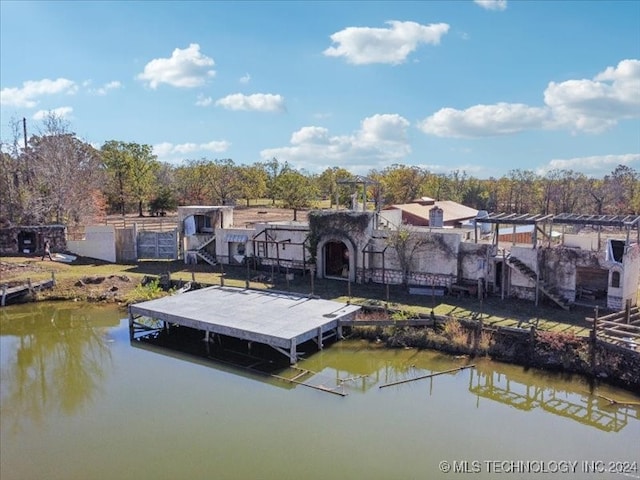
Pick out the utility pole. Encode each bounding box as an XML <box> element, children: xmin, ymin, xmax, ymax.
<box><xmin>22</xmin><ymin>117</ymin><xmax>27</xmax><ymax>150</ymax></box>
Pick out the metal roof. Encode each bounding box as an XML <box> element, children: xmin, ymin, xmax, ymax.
<box><xmin>475</xmin><ymin>212</ymin><xmax>640</xmax><ymax>228</ymax></box>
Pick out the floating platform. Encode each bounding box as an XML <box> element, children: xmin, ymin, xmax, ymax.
<box><xmin>128</xmin><ymin>286</ymin><xmax>361</xmax><ymax>364</ymax></box>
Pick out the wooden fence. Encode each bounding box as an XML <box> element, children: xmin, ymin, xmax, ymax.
<box><xmin>586</xmin><ymin>301</ymin><xmax>640</xmax><ymax>351</ymax></box>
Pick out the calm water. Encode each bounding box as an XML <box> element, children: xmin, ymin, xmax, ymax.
<box><xmin>1</xmin><ymin>302</ymin><xmax>639</xmax><ymax>480</ymax></box>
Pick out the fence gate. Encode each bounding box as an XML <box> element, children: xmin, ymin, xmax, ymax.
<box><xmin>137</xmin><ymin>230</ymin><xmax>178</xmax><ymax>260</ymax></box>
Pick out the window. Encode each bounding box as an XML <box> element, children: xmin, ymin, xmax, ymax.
<box><xmin>611</xmin><ymin>271</ymin><xmax>621</xmax><ymax>288</ymax></box>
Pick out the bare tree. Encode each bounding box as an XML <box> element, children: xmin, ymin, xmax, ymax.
<box><xmin>386</xmin><ymin>224</ymin><xmax>429</xmax><ymax>287</ymax></box>
<box><xmin>25</xmin><ymin>113</ymin><xmax>104</xmax><ymax>224</ymax></box>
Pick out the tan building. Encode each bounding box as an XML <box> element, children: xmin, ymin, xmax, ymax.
<box><xmin>384</xmin><ymin>197</ymin><xmax>478</xmax><ymax>228</ymax></box>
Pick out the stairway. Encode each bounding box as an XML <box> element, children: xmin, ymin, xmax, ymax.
<box><xmin>506</xmin><ymin>255</ymin><xmax>571</xmax><ymax>310</ymax></box>
<box><xmin>187</xmin><ymin>235</ymin><xmax>217</xmax><ymax>266</ymax></box>
<box><xmin>196</xmin><ymin>249</ymin><xmax>217</xmax><ymax>266</ymax></box>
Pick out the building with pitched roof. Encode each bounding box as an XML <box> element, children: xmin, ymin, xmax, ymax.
<box><xmin>384</xmin><ymin>197</ymin><xmax>479</xmax><ymax>228</ymax></box>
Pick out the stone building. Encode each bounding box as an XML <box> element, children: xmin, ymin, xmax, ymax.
<box><xmin>0</xmin><ymin>225</ymin><xmax>67</xmax><ymax>256</ymax></box>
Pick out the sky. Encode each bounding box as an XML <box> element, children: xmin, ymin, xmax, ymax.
<box><xmin>1</xmin><ymin>0</ymin><xmax>639</xmax><ymax>179</ymax></box>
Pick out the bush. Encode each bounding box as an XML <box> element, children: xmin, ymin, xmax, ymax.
<box><xmin>125</xmin><ymin>279</ymin><xmax>168</xmax><ymax>305</ymax></box>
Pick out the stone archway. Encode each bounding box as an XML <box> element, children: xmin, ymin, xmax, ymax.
<box><xmin>317</xmin><ymin>236</ymin><xmax>356</xmax><ymax>282</ymax></box>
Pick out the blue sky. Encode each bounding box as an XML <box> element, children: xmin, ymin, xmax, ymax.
<box><xmin>1</xmin><ymin>0</ymin><xmax>638</xmax><ymax>178</ymax></box>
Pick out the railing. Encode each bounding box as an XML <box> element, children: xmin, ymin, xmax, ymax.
<box><xmin>586</xmin><ymin>302</ymin><xmax>640</xmax><ymax>350</ymax></box>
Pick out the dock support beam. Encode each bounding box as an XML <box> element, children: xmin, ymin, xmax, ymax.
<box><xmin>289</xmin><ymin>339</ymin><xmax>297</xmax><ymax>364</ymax></box>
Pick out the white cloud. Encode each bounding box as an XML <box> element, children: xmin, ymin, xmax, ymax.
<box><xmin>419</xmin><ymin>59</ymin><xmax>640</xmax><ymax>138</ymax></box>
<box><xmin>419</xmin><ymin>103</ymin><xmax>549</xmax><ymax>138</ymax></box>
<box><xmin>195</xmin><ymin>94</ymin><xmax>213</xmax><ymax>107</ymax></box>
<box><xmin>323</xmin><ymin>20</ymin><xmax>450</xmax><ymax>65</ymax></box>
<box><xmin>137</xmin><ymin>43</ymin><xmax>216</xmax><ymax>89</ymax></box>
<box><xmin>240</xmin><ymin>73</ymin><xmax>251</xmax><ymax>84</ymax></box>
<box><xmin>260</xmin><ymin>113</ymin><xmax>411</xmax><ymax>172</ymax></box>
<box><xmin>544</xmin><ymin>59</ymin><xmax>640</xmax><ymax>133</ymax></box>
<box><xmin>0</xmin><ymin>78</ymin><xmax>77</xmax><ymax>108</ymax></box>
<box><xmin>153</xmin><ymin>139</ymin><xmax>230</xmax><ymax>162</ymax></box>
<box><xmin>538</xmin><ymin>153</ymin><xmax>640</xmax><ymax>176</ymax></box>
<box><xmin>91</xmin><ymin>81</ymin><xmax>122</xmax><ymax>96</ymax></box>
<box><xmin>474</xmin><ymin>0</ymin><xmax>507</xmax><ymax>11</ymax></box>
<box><xmin>32</xmin><ymin>106</ymin><xmax>73</xmax><ymax>121</ymax></box>
<box><xmin>215</xmin><ymin>93</ymin><xmax>285</xmax><ymax>112</ymax></box>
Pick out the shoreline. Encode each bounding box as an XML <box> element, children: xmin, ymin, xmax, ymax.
<box><xmin>348</xmin><ymin>315</ymin><xmax>640</xmax><ymax>394</ymax></box>
<box><xmin>2</xmin><ymin>257</ymin><xmax>639</xmax><ymax>394</ymax></box>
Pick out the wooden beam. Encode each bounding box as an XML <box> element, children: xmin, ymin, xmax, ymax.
<box><xmin>378</xmin><ymin>364</ymin><xmax>475</xmax><ymax>389</ymax></box>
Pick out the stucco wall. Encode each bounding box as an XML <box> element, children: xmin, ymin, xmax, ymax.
<box><xmin>459</xmin><ymin>242</ymin><xmax>493</xmax><ymax>281</ymax></box>
<box><xmin>622</xmin><ymin>243</ymin><xmax>640</xmax><ymax>306</ymax></box>
<box><xmin>509</xmin><ymin>246</ymin><xmax>539</xmax><ymax>288</ymax></box>
<box><xmin>67</xmin><ymin>225</ymin><xmax>116</xmax><ymax>263</ymax></box>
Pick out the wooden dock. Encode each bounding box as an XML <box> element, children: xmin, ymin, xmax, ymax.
<box><xmin>1</xmin><ymin>275</ymin><xmax>56</xmax><ymax>307</ymax></box>
<box><xmin>129</xmin><ymin>286</ymin><xmax>361</xmax><ymax>364</ymax></box>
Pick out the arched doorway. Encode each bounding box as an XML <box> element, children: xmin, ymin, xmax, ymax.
<box><xmin>324</xmin><ymin>241</ymin><xmax>349</xmax><ymax>278</ymax></box>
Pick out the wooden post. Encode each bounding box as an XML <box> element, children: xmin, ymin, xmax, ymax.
<box><xmin>625</xmin><ymin>299</ymin><xmax>631</xmax><ymax>324</ymax></box>
<box><xmin>348</xmin><ymin>278</ymin><xmax>351</xmax><ymax>300</ymax></box>
<box><xmin>1</xmin><ymin>284</ymin><xmax>6</xmax><ymax>307</ymax></box>
<box><xmin>501</xmin><ymin>250</ymin><xmax>506</xmax><ymax>300</ymax></box>
<box><xmin>590</xmin><ymin>306</ymin><xmax>599</xmax><ymax>375</ymax></box>
<box><xmin>220</xmin><ymin>263</ymin><xmax>225</xmax><ymax>286</ymax></box>
<box><xmin>191</xmin><ymin>271</ymin><xmax>195</xmax><ymax>283</ymax></box>
<box><xmin>128</xmin><ymin>311</ymin><xmax>134</xmax><ymax>341</ymax></box>
<box><xmin>246</xmin><ymin>257</ymin><xmax>250</xmax><ymax>289</ymax></box>
<box><xmin>310</xmin><ymin>266</ymin><xmax>315</xmax><ymax>295</ymax></box>
<box><xmin>27</xmin><ymin>278</ymin><xmax>33</xmax><ymax>294</ymax></box>
<box><xmin>51</xmin><ymin>271</ymin><xmax>56</xmax><ymax>286</ymax></box>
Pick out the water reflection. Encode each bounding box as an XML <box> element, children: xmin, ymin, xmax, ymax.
<box><xmin>0</xmin><ymin>304</ymin><xmax>116</xmax><ymax>431</ymax></box>
<box><xmin>132</xmin><ymin>332</ymin><xmax>640</xmax><ymax>432</ymax></box>
<box><xmin>301</xmin><ymin>342</ymin><xmax>640</xmax><ymax>432</ymax></box>
<box><xmin>468</xmin><ymin>367</ymin><xmax>639</xmax><ymax>432</ymax></box>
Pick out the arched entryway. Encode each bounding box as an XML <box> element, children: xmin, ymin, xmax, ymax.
<box><xmin>317</xmin><ymin>237</ymin><xmax>356</xmax><ymax>282</ymax></box>
<box><xmin>325</xmin><ymin>241</ymin><xmax>349</xmax><ymax>278</ymax></box>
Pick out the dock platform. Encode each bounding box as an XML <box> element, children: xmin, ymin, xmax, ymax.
<box><xmin>1</xmin><ymin>275</ymin><xmax>56</xmax><ymax>307</ymax></box>
<box><xmin>128</xmin><ymin>286</ymin><xmax>361</xmax><ymax>364</ymax></box>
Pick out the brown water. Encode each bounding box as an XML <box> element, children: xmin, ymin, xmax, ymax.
<box><xmin>1</xmin><ymin>302</ymin><xmax>639</xmax><ymax>480</ymax></box>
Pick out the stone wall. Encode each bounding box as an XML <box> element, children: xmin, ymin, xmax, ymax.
<box><xmin>0</xmin><ymin>225</ymin><xmax>67</xmax><ymax>255</ymax></box>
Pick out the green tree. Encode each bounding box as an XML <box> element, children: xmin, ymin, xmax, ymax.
<box><xmin>316</xmin><ymin>167</ymin><xmax>353</xmax><ymax>208</ymax></box>
<box><xmin>261</xmin><ymin>157</ymin><xmax>290</xmax><ymax>205</ymax></box>
<box><xmin>174</xmin><ymin>159</ymin><xmax>211</xmax><ymax>205</ymax></box>
<box><xmin>237</xmin><ymin>164</ymin><xmax>267</xmax><ymax>206</ymax></box>
<box><xmin>276</xmin><ymin>169</ymin><xmax>318</xmax><ymax>220</ymax></box>
<box><xmin>378</xmin><ymin>164</ymin><xmax>427</xmax><ymax>205</ymax></box>
<box><xmin>101</xmin><ymin>141</ymin><xmax>159</xmax><ymax>216</ymax></box>
<box><xmin>202</xmin><ymin>158</ymin><xmax>240</xmax><ymax>205</ymax></box>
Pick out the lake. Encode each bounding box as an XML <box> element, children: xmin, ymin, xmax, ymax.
<box><xmin>1</xmin><ymin>302</ymin><xmax>638</xmax><ymax>480</ymax></box>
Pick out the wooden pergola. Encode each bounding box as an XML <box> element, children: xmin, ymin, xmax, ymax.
<box><xmin>475</xmin><ymin>212</ymin><xmax>640</xmax><ymax>248</ymax></box>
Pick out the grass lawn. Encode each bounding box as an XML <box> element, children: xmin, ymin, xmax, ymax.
<box><xmin>1</xmin><ymin>255</ymin><xmax>596</xmax><ymax>335</ymax></box>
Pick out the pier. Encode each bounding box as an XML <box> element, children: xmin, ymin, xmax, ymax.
<box><xmin>128</xmin><ymin>286</ymin><xmax>361</xmax><ymax>364</ymax></box>
<box><xmin>1</xmin><ymin>275</ymin><xmax>56</xmax><ymax>307</ymax></box>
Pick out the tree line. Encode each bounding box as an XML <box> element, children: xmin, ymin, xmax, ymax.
<box><xmin>1</xmin><ymin>115</ymin><xmax>638</xmax><ymax>227</ymax></box>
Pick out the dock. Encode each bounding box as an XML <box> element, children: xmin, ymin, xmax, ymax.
<box><xmin>128</xmin><ymin>286</ymin><xmax>361</xmax><ymax>364</ymax></box>
<box><xmin>1</xmin><ymin>275</ymin><xmax>56</xmax><ymax>306</ymax></box>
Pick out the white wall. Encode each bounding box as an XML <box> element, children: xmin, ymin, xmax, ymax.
<box><xmin>378</xmin><ymin>209</ymin><xmax>402</xmax><ymax>229</ymax></box>
<box><xmin>564</xmin><ymin>234</ymin><xmax>598</xmax><ymax>251</ymax></box>
<box><xmin>623</xmin><ymin>243</ymin><xmax>640</xmax><ymax>306</ymax></box>
<box><xmin>67</xmin><ymin>225</ymin><xmax>116</xmax><ymax>263</ymax></box>
<box><xmin>509</xmin><ymin>246</ymin><xmax>538</xmax><ymax>287</ymax></box>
